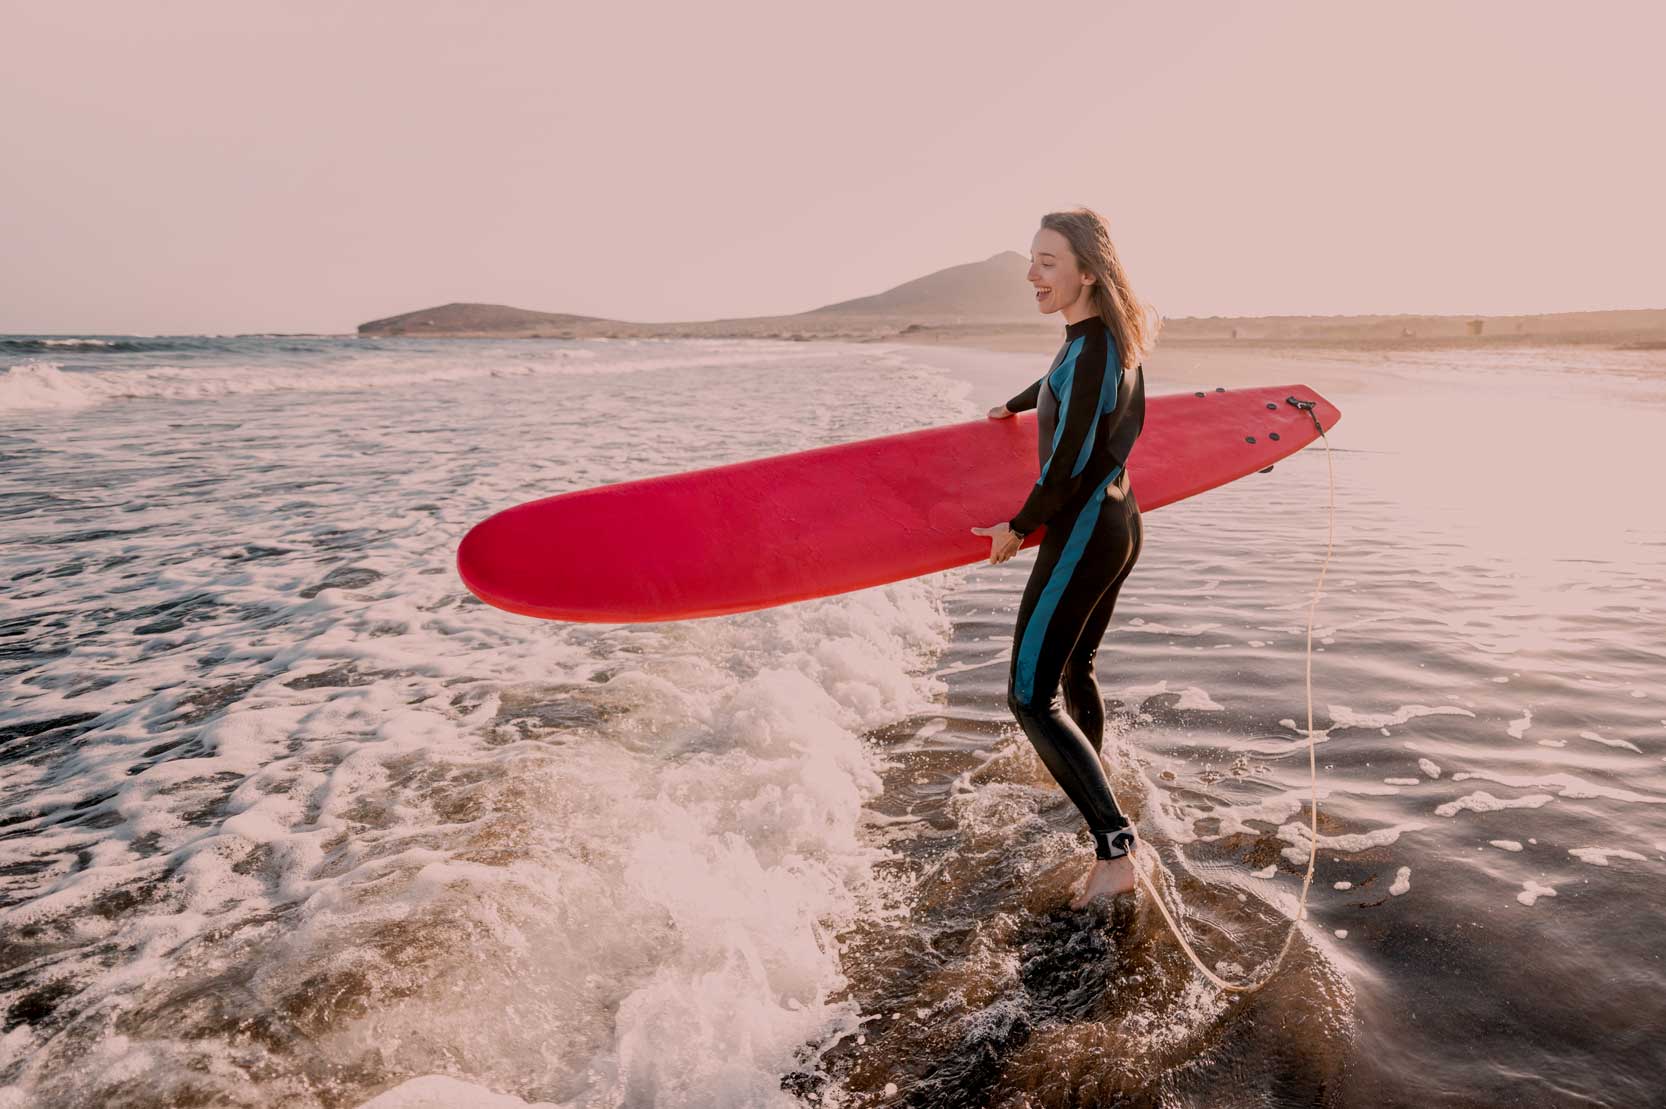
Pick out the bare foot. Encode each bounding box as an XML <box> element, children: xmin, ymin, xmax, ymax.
<box><xmin>1070</xmin><ymin>852</ymin><xmax>1137</xmax><ymax>910</ymax></box>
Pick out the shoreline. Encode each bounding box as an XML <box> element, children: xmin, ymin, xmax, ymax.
<box><xmin>877</xmin><ymin>329</ymin><xmax>1408</xmax><ymax>406</ymax></box>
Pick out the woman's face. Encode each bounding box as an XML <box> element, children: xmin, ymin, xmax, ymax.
<box><xmin>1027</xmin><ymin>227</ymin><xmax>1092</xmax><ymax>316</ymax></box>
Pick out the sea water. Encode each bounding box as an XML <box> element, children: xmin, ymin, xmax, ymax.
<box><xmin>1</xmin><ymin>335</ymin><xmax>1663</xmax><ymax>1107</ymax></box>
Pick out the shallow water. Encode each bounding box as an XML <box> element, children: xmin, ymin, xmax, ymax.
<box><xmin>2</xmin><ymin>336</ymin><xmax>1663</xmax><ymax>1108</ymax></box>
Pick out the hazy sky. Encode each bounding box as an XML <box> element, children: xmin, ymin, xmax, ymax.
<box><xmin>4</xmin><ymin>1</ymin><xmax>1661</xmax><ymax>334</ymax></box>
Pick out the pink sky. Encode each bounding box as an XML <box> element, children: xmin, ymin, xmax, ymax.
<box><xmin>3</xmin><ymin>1</ymin><xmax>1661</xmax><ymax>335</ymax></box>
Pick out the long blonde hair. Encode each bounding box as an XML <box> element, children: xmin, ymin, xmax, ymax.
<box><xmin>1039</xmin><ymin>207</ymin><xmax>1161</xmax><ymax>372</ymax></box>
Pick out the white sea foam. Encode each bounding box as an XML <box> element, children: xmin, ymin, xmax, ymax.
<box><xmin>358</xmin><ymin>1075</ymin><xmax>556</xmax><ymax>1108</ymax></box>
<box><xmin>1276</xmin><ymin>821</ymin><xmax>1426</xmax><ymax>866</ymax></box>
<box><xmin>1434</xmin><ymin>791</ymin><xmax>1555</xmax><ymax>818</ymax></box>
<box><xmin>1578</xmin><ymin>729</ymin><xmax>1642</xmax><ymax>753</ymax></box>
<box><xmin>1122</xmin><ymin>620</ymin><xmax>1222</xmax><ymax>637</ymax></box>
<box><xmin>0</xmin><ymin>361</ymin><xmax>105</xmax><ymax>409</ymax></box>
<box><xmin>1450</xmin><ymin>771</ymin><xmax>1666</xmax><ymax>806</ymax></box>
<box><xmin>1119</xmin><ymin>679</ymin><xmax>1225</xmax><ymax>711</ymax></box>
<box><xmin>1327</xmin><ymin>704</ymin><xmax>1475</xmax><ymax>730</ymax></box>
<box><xmin>1568</xmin><ymin>847</ymin><xmax>1649</xmax><ymax>866</ymax></box>
<box><xmin>0</xmin><ymin>338</ymin><xmax>802</xmax><ymax>412</ymax></box>
<box><xmin>0</xmin><ymin>339</ymin><xmax>976</xmax><ymax>1107</ymax></box>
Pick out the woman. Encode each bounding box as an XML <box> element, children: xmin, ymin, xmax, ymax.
<box><xmin>970</xmin><ymin>208</ymin><xmax>1159</xmax><ymax>910</ymax></box>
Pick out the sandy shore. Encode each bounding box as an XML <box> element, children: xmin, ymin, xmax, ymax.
<box><xmin>884</xmin><ymin>326</ymin><xmax>1399</xmax><ymax>409</ymax></box>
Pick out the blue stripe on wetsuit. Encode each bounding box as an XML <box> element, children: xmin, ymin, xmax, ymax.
<box><xmin>1038</xmin><ymin>336</ymin><xmax>1084</xmax><ymax>485</ymax></box>
<box><xmin>1071</xmin><ymin>348</ymin><xmax>1120</xmax><ymax>476</ymax></box>
<box><xmin>1036</xmin><ymin>335</ymin><xmax>1122</xmax><ymax>484</ymax></box>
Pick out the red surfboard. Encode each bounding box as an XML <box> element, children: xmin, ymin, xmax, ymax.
<box><xmin>457</xmin><ymin>384</ymin><xmax>1341</xmax><ymax>622</ymax></box>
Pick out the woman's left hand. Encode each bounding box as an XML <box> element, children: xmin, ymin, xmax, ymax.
<box><xmin>971</xmin><ymin>522</ymin><xmax>1025</xmax><ymax>565</ymax></box>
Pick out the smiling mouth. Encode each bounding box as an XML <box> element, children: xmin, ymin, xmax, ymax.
<box><xmin>1035</xmin><ymin>288</ymin><xmax>1050</xmax><ymax>300</ymax></box>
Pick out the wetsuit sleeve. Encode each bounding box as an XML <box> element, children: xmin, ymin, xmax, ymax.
<box><xmin>1004</xmin><ymin>377</ymin><xmax>1041</xmax><ymax>413</ymax></box>
<box><xmin>1008</xmin><ymin>328</ymin><xmax>1117</xmax><ymax>536</ymax></box>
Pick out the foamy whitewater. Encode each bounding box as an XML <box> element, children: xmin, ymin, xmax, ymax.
<box><xmin>2</xmin><ymin>335</ymin><xmax>1664</xmax><ymax>1107</ymax></box>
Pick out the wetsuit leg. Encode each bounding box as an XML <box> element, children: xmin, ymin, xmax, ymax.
<box><xmin>1007</xmin><ymin>483</ymin><xmax>1141</xmax><ymax>854</ymax></box>
<box><xmin>1060</xmin><ymin>496</ymin><xmax>1144</xmax><ymax>755</ymax></box>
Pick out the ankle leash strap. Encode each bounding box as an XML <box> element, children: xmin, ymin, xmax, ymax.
<box><xmin>1092</xmin><ymin>828</ymin><xmax>1136</xmax><ymax>860</ymax></box>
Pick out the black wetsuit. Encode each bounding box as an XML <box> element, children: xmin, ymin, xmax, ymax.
<box><xmin>1003</xmin><ymin>314</ymin><xmax>1147</xmax><ymax>860</ymax></box>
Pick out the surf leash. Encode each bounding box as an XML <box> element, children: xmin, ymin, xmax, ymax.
<box><xmin>1125</xmin><ymin>395</ymin><xmax>1334</xmax><ymax>994</ymax></box>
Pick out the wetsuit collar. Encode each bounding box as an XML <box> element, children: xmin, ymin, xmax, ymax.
<box><xmin>1064</xmin><ymin>314</ymin><xmax>1104</xmax><ymax>340</ymax></box>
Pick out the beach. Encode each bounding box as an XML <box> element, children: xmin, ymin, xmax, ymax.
<box><xmin>3</xmin><ymin>333</ymin><xmax>1664</xmax><ymax>1107</ymax></box>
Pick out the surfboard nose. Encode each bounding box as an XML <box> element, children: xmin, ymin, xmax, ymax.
<box><xmin>456</xmin><ymin>487</ymin><xmax>716</xmax><ymax>623</ymax></box>
<box><xmin>456</xmin><ymin>501</ymin><xmax>591</xmax><ymax>620</ymax></box>
<box><xmin>456</xmin><ymin>511</ymin><xmax>521</xmax><ymax>615</ymax></box>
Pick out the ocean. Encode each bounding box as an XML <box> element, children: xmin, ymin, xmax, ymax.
<box><xmin>2</xmin><ymin>334</ymin><xmax>1663</xmax><ymax>1108</ymax></box>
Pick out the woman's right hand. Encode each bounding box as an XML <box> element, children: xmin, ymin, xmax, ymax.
<box><xmin>971</xmin><ymin>522</ymin><xmax>1024</xmax><ymax>564</ymax></box>
<box><xmin>987</xmin><ymin>403</ymin><xmax>1013</xmax><ymax>420</ymax></box>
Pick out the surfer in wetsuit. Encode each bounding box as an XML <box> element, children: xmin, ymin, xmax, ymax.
<box><xmin>971</xmin><ymin>208</ymin><xmax>1160</xmax><ymax>909</ymax></box>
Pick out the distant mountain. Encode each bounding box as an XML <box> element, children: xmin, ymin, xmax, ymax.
<box><xmin>356</xmin><ymin>303</ymin><xmax>611</xmax><ymax>338</ymax></box>
<box><xmin>802</xmin><ymin>251</ymin><xmax>1037</xmax><ymax>319</ymax></box>
<box><xmin>356</xmin><ymin>253</ymin><xmax>1043</xmax><ymax>339</ymax></box>
<box><xmin>355</xmin><ymin>256</ymin><xmax>1666</xmax><ymax>348</ymax></box>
